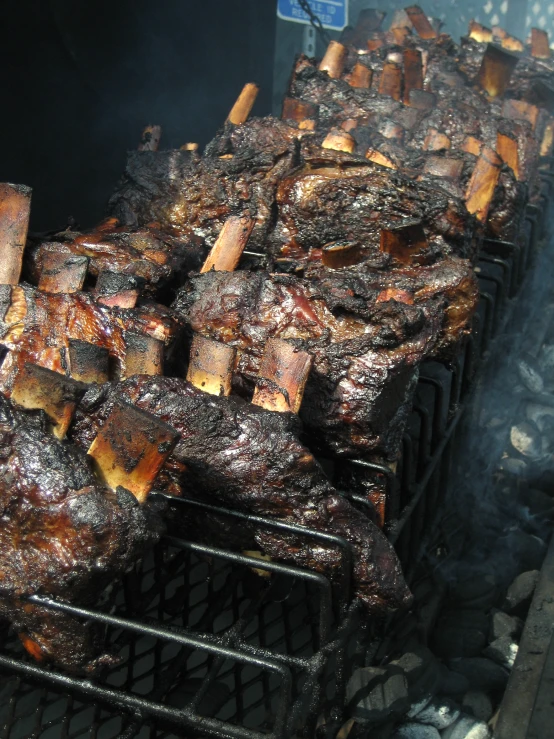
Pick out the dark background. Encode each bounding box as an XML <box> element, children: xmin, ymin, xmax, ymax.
<box><xmin>0</xmin><ymin>0</ymin><xmax>276</xmax><ymax>231</ymax></box>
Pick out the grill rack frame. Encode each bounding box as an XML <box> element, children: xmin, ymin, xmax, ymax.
<box><xmin>0</xmin><ymin>160</ymin><xmax>552</xmax><ymax>739</ymax></box>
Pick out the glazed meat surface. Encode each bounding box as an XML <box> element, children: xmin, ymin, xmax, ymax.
<box><xmin>0</xmin><ymin>284</ymin><xmax>181</xmax><ymax>391</ymax></box>
<box><xmin>108</xmin><ymin>118</ymin><xmax>300</xmax><ymax>252</ymax></box>
<box><xmin>26</xmin><ymin>223</ymin><xmax>207</xmax><ymax>300</ymax></box>
<box><xmin>70</xmin><ymin>376</ymin><xmax>412</xmax><ymax>614</ymax></box>
<box><xmin>0</xmin><ymin>394</ymin><xmax>162</xmax><ymax>672</ymax></box>
<box><xmin>173</xmin><ymin>270</ymin><xmax>449</xmax><ymax>458</ymax></box>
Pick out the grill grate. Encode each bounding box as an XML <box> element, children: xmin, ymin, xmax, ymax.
<box><xmin>1</xmin><ymin>163</ymin><xmax>552</xmax><ymax>738</ymax></box>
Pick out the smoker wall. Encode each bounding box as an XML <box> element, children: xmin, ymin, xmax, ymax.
<box><xmin>0</xmin><ymin>0</ymin><xmax>276</xmax><ymax>231</ymax></box>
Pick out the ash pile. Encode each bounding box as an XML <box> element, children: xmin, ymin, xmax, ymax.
<box><xmin>0</xmin><ymin>4</ymin><xmax>554</xmax><ymax>739</ymax></box>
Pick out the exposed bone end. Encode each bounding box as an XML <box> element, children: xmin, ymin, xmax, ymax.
<box><xmin>68</xmin><ymin>340</ymin><xmax>110</xmax><ymax>384</ymax></box>
<box><xmin>0</xmin><ymin>183</ymin><xmax>32</xmax><ymax>285</ymax></box>
<box><xmin>502</xmin><ymin>99</ymin><xmax>540</xmax><ymax>131</ymax></box>
<box><xmin>476</xmin><ymin>44</ymin><xmax>519</xmax><ymax>98</ymax></box>
<box><xmin>319</xmin><ymin>41</ymin><xmax>347</xmax><ymax>79</ymax></box>
<box><xmin>95</xmin><ymin>272</ymin><xmax>140</xmax><ymax>309</ymax></box>
<box><xmin>345</xmin><ymin>63</ymin><xmax>372</xmax><ymax>89</ymax></box>
<box><xmin>405</xmin><ymin>5</ymin><xmax>437</xmax><ymax>39</ymax></box>
<box><xmin>180</xmin><ymin>142</ymin><xmax>199</xmax><ymax>151</ymax></box>
<box><xmin>227</xmin><ymin>83</ymin><xmax>259</xmax><ymax>125</ymax></box>
<box><xmin>252</xmin><ymin>339</ymin><xmax>313</xmax><ymax>415</ymax></box>
<box><xmin>462</xmin><ymin>136</ymin><xmax>483</xmax><ymax>156</ymax></box>
<box><xmin>365</xmin><ymin>149</ymin><xmax>397</xmax><ymax>169</ymax></box>
<box><xmin>123</xmin><ymin>331</ymin><xmax>164</xmax><ymax>378</ymax></box>
<box><xmin>468</xmin><ymin>20</ymin><xmax>493</xmax><ymax>43</ymax></box>
<box><xmin>408</xmin><ymin>89</ymin><xmax>437</xmax><ymax>110</ymax></box>
<box><xmin>380</xmin><ymin>221</ymin><xmax>429</xmax><ymax>266</ymax></box>
<box><xmin>321</xmin><ymin>241</ymin><xmax>363</xmax><ymax>269</ymax></box>
<box><xmin>11</xmin><ymin>363</ymin><xmax>87</xmax><ymax>439</ymax></box>
<box><xmin>423</xmin><ymin>128</ymin><xmax>451</xmax><ymax>151</ymax></box>
<box><xmin>391</xmin><ymin>26</ymin><xmax>410</xmax><ymax>45</ymax></box>
<box><xmin>201</xmin><ymin>215</ymin><xmax>254</xmax><ymax>273</ymax></box>
<box><xmin>530</xmin><ymin>28</ymin><xmax>551</xmax><ymax>58</ymax></box>
<box><xmin>341</xmin><ymin>119</ymin><xmax>359</xmax><ymax>133</ymax></box>
<box><xmin>186</xmin><ymin>334</ymin><xmax>236</xmax><ymax>397</ymax></box>
<box><xmin>494</xmin><ymin>29</ymin><xmax>524</xmax><ymax>52</ymax></box>
<box><xmin>138</xmin><ymin>125</ymin><xmax>162</xmax><ymax>152</ymax></box>
<box><xmin>379</xmin><ymin>62</ymin><xmax>403</xmax><ymax>101</ymax></box>
<box><xmin>540</xmin><ymin>120</ymin><xmax>554</xmax><ymax>157</ymax></box>
<box><xmin>389</xmin><ymin>9</ymin><xmax>411</xmax><ymax>31</ymax></box>
<box><xmin>1</xmin><ymin>285</ymin><xmax>28</xmax><ymax>343</ymax></box>
<box><xmin>322</xmin><ymin>129</ymin><xmax>356</xmax><ymax>153</ymax></box>
<box><xmin>403</xmin><ymin>48</ymin><xmax>423</xmax><ymax>104</ymax></box>
<box><xmin>281</xmin><ymin>97</ymin><xmax>318</xmax><ymax>123</ymax></box>
<box><xmin>87</xmin><ymin>402</ymin><xmax>179</xmax><ymax>503</ymax></box>
<box><xmin>353</xmin><ymin>8</ymin><xmax>386</xmax><ymax>40</ymax></box>
<box><xmin>465</xmin><ymin>146</ymin><xmax>502</xmax><ymax>222</ymax></box>
<box><xmin>422</xmin><ymin>157</ymin><xmax>464</xmax><ymax>180</ymax></box>
<box><xmin>497</xmin><ymin>132</ymin><xmax>521</xmax><ymax>180</ymax></box>
<box><xmin>38</xmin><ymin>253</ymin><xmax>89</xmax><ymax>294</ymax></box>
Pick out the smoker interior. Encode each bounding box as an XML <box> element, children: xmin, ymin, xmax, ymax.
<box><xmin>0</xmin><ymin>163</ymin><xmax>550</xmax><ymax>737</ymax></box>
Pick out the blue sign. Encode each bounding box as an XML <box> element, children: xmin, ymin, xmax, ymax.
<box><xmin>277</xmin><ymin>0</ymin><xmax>348</xmax><ymax>32</ymax></box>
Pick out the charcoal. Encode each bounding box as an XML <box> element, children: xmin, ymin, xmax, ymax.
<box><xmin>489</xmin><ymin>610</ymin><xmax>523</xmax><ymax>642</ymax></box>
<box><xmin>442</xmin><ymin>715</ymin><xmax>491</xmax><ymax>739</ymax></box>
<box><xmin>448</xmin><ymin>574</ymin><xmax>499</xmax><ymax>610</ymax></box>
<box><xmin>502</xmin><ymin>532</ymin><xmax>546</xmax><ymax>575</ymax></box>
<box><xmin>392</xmin><ymin>724</ymin><xmax>441</xmax><ymax>739</ymax></box>
<box><xmin>509</xmin><ymin>421</ymin><xmax>547</xmax><ymax>461</ymax></box>
<box><xmin>346</xmin><ymin>665</ymin><xmax>410</xmax><ymax>724</ymax></box>
<box><xmin>389</xmin><ymin>645</ymin><xmax>442</xmax><ymax>702</ymax></box>
<box><xmin>482</xmin><ymin>636</ymin><xmax>518</xmax><ymax>670</ymax></box>
<box><xmin>515</xmin><ymin>354</ymin><xmax>545</xmax><ymax>394</ymax></box>
<box><xmin>432</xmin><ymin>609</ymin><xmax>489</xmax><ymax>659</ymax></box>
<box><xmin>503</xmin><ymin>570</ymin><xmax>540</xmax><ymax>617</ymax></box>
<box><xmin>448</xmin><ymin>658</ymin><xmax>509</xmax><ymax>692</ymax></box>
<box><xmin>411</xmin><ymin>698</ymin><xmax>461</xmax><ymax>729</ymax></box>
<box><xmin>461</xmin><ymin>691</ymin><xmax>493</xmax><ymax>723</ymax></box>
<box><xmin>437</xmin><ymin>666</ymin><xmax>470</xmax><ymax>698</ymax></box>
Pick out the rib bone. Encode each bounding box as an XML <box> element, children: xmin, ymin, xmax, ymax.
<box><xmin>476</xmin><ymin>44</ymin><xmax>519</xmax><ymax>98</ymax></box>
<box><xmin>68</xmin><ymin>340</ymin><xmax>110</xmax><ymax>384</ymax></box>
<box><xmin>380</xmin><ymin>221</ymin><xmax>429</xmax><ymax>266</ymax></box>
<box><xmin>186</xmin><ymin>333</ymin><xmax>236</xmax><ymax>397</ymax></box>
<box><xmin>252</xmin><ymin>339</ymin><xmax>313</xmax><ymax>414</ymax></box>
<box><xmin>530</xmin><ymin>28</ymin><xmax>551</xmax><ymax>59</ymax></box>
<box><xmin>0</xmin><ymin>184</ymin><xmax>32</xmax><ymax>285</ymax></box>
<box><xmin>403</xmin><ymin>48</ymin><xmax>424</xmax><ymax>104</ymax></box>
<box><xmin>227</xmin><ymin>83</ymin><xmax>259</xmax><ymax>125</ymax></box>
<box><xmin>319</xmin><ymin>41</ymin><xmax>347</xmax><ymax>79</ymax></box>
<box><xmin>87</xmin><ymin>402</ymin><xmax>179</xmax><ymax>503</ymax></box>
<box><xmin>465</xmin><ymin>146</ymin><xmax>502</xmax><ymax>222</ymax></box>
<box><xmin>201</xmin><ymin>215</ymin><xmax>254</xmax><ymax>273</ymax></box>
<box><xmin>123</xmin><ymin>331</ymin><xmax>164</xmax><ymax>378</ymax></box>
<box><xmin>138</xmin><ymin>125</ymin><xmax>162</xmax><ymax>152</ymax></box>
<box><xmin>38</xmin><ymin>253</ymin><xmax>89</xmax><ymax>294</ymax></box>
<box><xmin>11</xmin><ymin>362</ymin><xmax>87</xmax><ymax>439</ymax></box>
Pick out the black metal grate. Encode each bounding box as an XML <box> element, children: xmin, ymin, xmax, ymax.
<box><xmin>1</xmin><ymin>161</ymin><xmax>552</xmax><ymax>739</ymax></box>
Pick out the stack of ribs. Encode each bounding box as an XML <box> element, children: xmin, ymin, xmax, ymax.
<box><xmin>1</xmin><ymin>5</ymin><xmax>553</xmax><ymax>675</ymax></box>
<box><xmin>69</xmin><ymin>335</ymin><xmax>412</xmax><ymax>614</ymax></box>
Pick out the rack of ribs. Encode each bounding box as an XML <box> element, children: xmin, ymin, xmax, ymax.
<box><xmin>69</xmin><ymin>336</ymin><xmax>412</xmax><ymax>614</ymax></box>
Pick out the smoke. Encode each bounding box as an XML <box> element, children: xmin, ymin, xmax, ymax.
<box><xmin>423</xmin><ymin>224</ymin><xmax>554</xmax><ymax>587</ymax></box>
